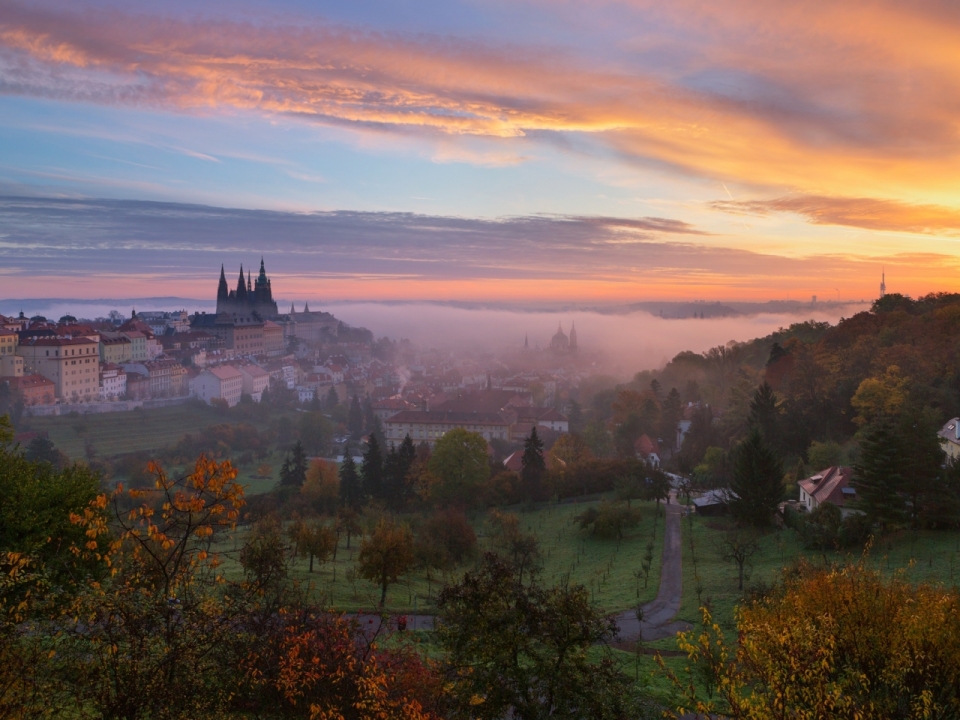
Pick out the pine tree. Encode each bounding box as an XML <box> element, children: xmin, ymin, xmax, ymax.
<box><xmin>520</xmin><ymin>427</ymin><xmax>546</xmax><ymax>503</ymax></box>
<box><xmin>361</xmin><ymin>434</ymin><xmax>384</xmax><ymax>501</ymax></box>
<box><xmin>339</xmin><ymin>444</ymin><xmax>362</xmax><ymax>510</ymax></box>
<box><xmin>749</xmin><ymin>381</ymin><xmax>780</xmax><ymax>445</ymax></box>
<box><xmin>855</xmin><ymin>418</ymin><xmax>906</xmax><ymax>532</ymax></box>
<box><xmin>288</xmin><ymin>440</ymin><xmax>308</xmax><ymax>487</ymax></box>
<box><xmin>660</xmin><ymin>387</ymin><xmax>682</xmax><ymax>451</ymax></box>
<box><xmin>898</xmin><ymin>411</ymin><xmax>945</xmax><ymax>528</ymax></box>
<box><xmin>729</xmin><ymin>427</ymin><xmax>784</xmax><ymax>527</ymax></box>
<box><xmin>383</xmin><ymin>435</ymin><xmax>417</xmax><ymax>511</ymax></box>
<box><xmin>348</xmin><ymin>395</ymin><xmax>363</xmax><ymax>440</ymax></box>
<box><xmin>325</xmin><ymin>386</ymin><xmax>339</xmax><ymax>409</ymax></box>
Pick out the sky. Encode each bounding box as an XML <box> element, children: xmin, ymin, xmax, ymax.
<box><xmin>1</xmin><ymin>0</ymin><xmax>960</xmax><ymax>302</ymax></box>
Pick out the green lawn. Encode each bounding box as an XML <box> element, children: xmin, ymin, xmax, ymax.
<box><xmin>211</xmin><ymin>498</ymin><xmax>668</xmax><ymax>615</ymax></box>
<box><xmin>25</xmin><ymin>404</ymin><xmax>241</xmax><ymax>458</ymax></box>
<box><xmin>674</xmin><ymin>511</ymin><xmax>960</xmax><ymax>635</ymax></box>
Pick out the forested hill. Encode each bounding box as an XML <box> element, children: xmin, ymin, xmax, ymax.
<box><xmin>623</xmin><ymin>292</ymin><xmax>960</xmax><ymax>470</ymax></box>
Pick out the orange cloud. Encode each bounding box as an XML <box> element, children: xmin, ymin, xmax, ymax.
<box><xmin>2</xmin><ymin>0</ymin><xmax>960</xmax><ymax>201</ymax></box>
<box><xmin>713</xmin><ymin>196</ymin><xmax>960</xmax><ymax>235</ymax></box>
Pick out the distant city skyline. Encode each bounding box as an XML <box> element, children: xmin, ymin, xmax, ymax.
<box><xmin>1</xmin><ymin>0</ymin><xmax>959</xmax><ymax>301</ymax></box>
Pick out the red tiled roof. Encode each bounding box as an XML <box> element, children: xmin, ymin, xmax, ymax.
<box><xmin>798</xmin><ymin>466</ymin><xmax>854</xmax><ymax>507</ymax></box>
<box><xmin>635</xmin><ymin>434</ymin><xmax>660</xmax><ymax>456</ymax></box>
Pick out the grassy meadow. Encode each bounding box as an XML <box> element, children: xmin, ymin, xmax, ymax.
<box><xmin>211</xmin><ymin>499</ymin><xmax>668</xmax><ymax>615</ymax></box>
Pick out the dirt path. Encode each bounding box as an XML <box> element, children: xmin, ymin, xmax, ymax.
<box><xmin>613</xmin><ymin>497</ymin><xmax>691</xmax><ymax>642</ymax></box>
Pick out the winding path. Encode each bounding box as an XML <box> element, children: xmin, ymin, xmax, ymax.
<box><xmin>359</xmin><ymin>495</ymin><xmax>691</xmax><ymax>642</ymax></box>
<box><xmin>613</xmin><ymin>497</ymin><xmax>691</xmax><ymax>642</ymax></box>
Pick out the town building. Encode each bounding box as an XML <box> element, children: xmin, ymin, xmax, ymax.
<box><xmin>0</xmin><ymin>354</ymin><xmax>24</xmax><ymax>378</ymax></box>
<box><xmin>99</xmin><ymin>333</ymin><xmax>133</xmax><ymax>364</ymax></box>
<box><xmin>0</xmin><ymin>328</ymin><xmax>17</xmax><ymax>358</ymax></box>
<box><xmin>191</xmin><ymin>365</ymin><xmax>244</xmax><ymax>407</ymax></box>
<box><xmin>384</xmin><ymin>410</ymin><xmax>511</xmax><ymax>447</ymax></box>
<box><xmin>939</xmin><ymin>418</ymin><xmax>960</xmax><ymax>462</ymax></box>
<box><xmin>122</xmin><ymin>358</ymin><xmax>187</xmax><ymax>398</ymax></box>
<box><xmin>99</xmin><ymin>363</ymin><xmax>127</xmax><ymax>401</ymax></box>
<box><xmin>16</xmin><ymin>335</ymin><xmax>100</xmax><ymax>402</ymax></box>
<box><xmin>2</xmin><ymin>374</ymin><xmax>55</xmax><ymax>406</ymax></box>
<box><xmin>238</xmin><ymin>364</ymin><xmax>270</xmax><ymax>401</ymax></box>
<box><xmin>798</xmin><ymin>466</ymin><xmax>857</xmax><ymax>515</ymax></box>
<box><xmin>263</xmin><ymin>320</ymin><xmax>285</xmax><ymax>355</ymax></box>
<box><xmin>190</xmin><ymin>312</ymin><xmax>265</xmax><ymax>355</ymax></box>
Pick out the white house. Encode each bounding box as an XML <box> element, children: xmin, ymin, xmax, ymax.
<box><xmin>191</xmin><ymin>365</ymin><xmax>243</xmax><ymax>407</ymax></box>
<box><xmin>99</xmin><ymin>363</ymin><xmax>127</xmax><ymax>401</ymax></box>
<box><xmin>239</xmin><ymin>364</ymin><xmax>270</xmax><ymax>402</ymax></box>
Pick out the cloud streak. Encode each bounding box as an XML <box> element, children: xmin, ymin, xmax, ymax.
<box><xmin>713</xmin><ymin>195</ymin><xmax>960</xmax><ymax>235</ymax></box>
<box><xmin>2</xmin><ymin>0</ymin><xmax>960</xmax><ymax>197</ymax></box>
<box><xmin>0</xmin><ymin>195</ymin><xmax>954</xmax><ymax>301</ymax></box>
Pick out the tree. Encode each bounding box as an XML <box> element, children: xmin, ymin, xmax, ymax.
<box><xmin>301</xmin><ymin>459</ymin><xmax>339</xmax><ymax>514</ymax></box>
<box><xmin>414</xmin><ymin>507</ymin><xmax>477</xmax><ymax>572</ymax></box>
<box><xmin>23</xmin><ymin>435</ymin><xmax>61</xmax><ymax>468</ymax></box>
<box><xmin>575</xmin><ymin>501</ymin><xmax>641</xmax><ymax>540</ymax></box>
<box><xmin>806</xmin><ymin>440</ymin><xmax>841</xmax><ymax>470</ymax></box>
<box><xmin>279</xmin><ymin>441</ymin><xmax>308</xmax><ymax>488</ymax></box>
<box><xmin>854</xmin><ymin>417</ymin><xmax>906</xmax><ymax>532</ymax></box>
<box><xmin>748</xmin><ymin>382</ymin><xmax>780</xmax><ymax>446</ymax></box>
<box><xmin>436</xmin><ymin>553</ymin><xmax>643</xmax><ymax>720</ymax></box>
<box><xmin>660</xmin><ymin>387</ymin><xmax>682</xmax><ymax>452</ymax></box>
<box><xmin>520</xmin><ymin>427</ymin><xmax>546</xmax><ymax>503</ymax></box>
<box><xmin>339</xmin><ymin>446</ymin><xmax>363</xmax><ymax>510</ymax></box>
<box><xmin>298</xmin><ymin>411</ymin><xmax>327</xmax><ymax>456</ymax></box>
<box><xmin>298</xmin><ymin>521</ymin><xmax>338</xmax><ymax>573</ymax></box>
<box><xmin>548</xmin><ymin>433</ymin><xmax>594</xmax><ymax>468</ymax></box>
<box><xmin>666</xmin><ymin>560</ymin><xmax>960</xmax><ymax>719</ymax></box>
<box><xmin>488</xmin><ymin>511</ymin><xmax>541</xmax><ymax>584</ymax></box>
<box><xmin>427</xmin><ymin>428</ymin><xmax>489</xmax><ymax>508</ymax></box>
<box><xmin>718</xmin><ymin>528</ymin><xmax>760</xmax><ymax>591</ymax></box>
<box><xmin>348</xmin><ymin>395</ymin><xmax>363</xmax><ymax>440</ymax></box>
<box><xmin>729</xmin><ymin>428</ymin><xmax>784</xmax><ymax>527</ymax></box>
<box><xmin>357</xmin><ymin>518</ymin><xmax>415</xmax><ymax>606</ymax></box>
<box><xmin>384</xmin><ymin>435</ymin><xmax>417</xmax><ymax>511</ymax></box>
<box><xmin>0</xmin><ymin>436</ymin><xmax>104</xmax><ymax>589</ymax></box>
<box><xmin>325</xmin><ymin>385</ymin><xmax>339</xmax><ymax>409</ymax></box>
<box><xmin>361</xmin><ymin>434</ymin><xmax>384</xmax><ymax>501</ymax></box>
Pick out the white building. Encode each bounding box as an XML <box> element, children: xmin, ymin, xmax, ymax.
<box><xmin>239</xmin><ymin>364</ymin><xmax>270</xmax><ymax>401</ymax></box>
<box><xmin>191</xmin><ymin>365</ymin><xmax>244</xmax><ymax>407</ymax></box>
<box><xmin>99</xmin><ymin>363</ymin><xmax>127</xmax><ymax>400</ymax></box>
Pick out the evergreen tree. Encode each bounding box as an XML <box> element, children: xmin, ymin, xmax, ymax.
<box><xmin>520</xmin><ymin>427</ymin><xmax>546</xmax><ymax>503</ymax></box>
<box><xmin>749</xmin><ymin>381</ymin><xmax>780</xmax><ymax>445</ymax></box>
<box><xmin>280</xmin><ymin>441</ymin><xmax>308</xmax><ymax>488</ymax></box>
<box><xmin>854</xmin><ymin>418</ymin><xmax>906</xmax><ymax>532</ymax></box>
<box><xmin>383</xmin><ymin>435</ymin><xmax>417</xmax><ymax>511</ymax></box>
<box><xmin>361</xmin><ymin>434</ymin><xmax>384</xmax><ymax>501</ymax></box>
<box><xmin>325</xmin><ymin>386</ymin><xmax>339</xmax><ymax>409</ymax></box>
<box><xmin>278</xmin><ymin>456</ymin><xmax>291</xmax><ymax>486</ymax></box>
<box><xmin>25</xmin><ymin>435</ymin><xmax>60</xmax><ymax>467</ymax></box>
<box><xmin>729</xmin><ymin>427</ymin><xmax>784</xmax><ymax>527</ymax></box>
<box><xmin>308</xmin><ymin>394</ymin><xmax>322</xmax><ymax>412</ymax></box>
<box><xmin>567</xmin><ymin>399</ymin><xmax>583</xmax><ymax>434</ymax></box>
<box><xmin>660</xmin><ymin>387</ymin><xmax>682</xmax><ymax>451</ymax></box>
<box><xmin>339</xmin><ymin>444</ymin><xmax>362</xmax><ymax>510</ymax></box>
<box><xmin>898</xmin><ymin>410</ymin><xmax>944</xmax><ymax>528</ymax></box>
<box><xmin>347</xmin><ymin>395</ymin><xmax>363</xmax><ymax>440</ymax></box>
<box><xmin>363</xmin><ymin>397</ymin><xmax>377</xmax><ymax>435</ymax></box>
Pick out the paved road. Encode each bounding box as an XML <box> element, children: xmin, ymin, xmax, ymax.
<box><xmin>613</xmin><ymin>497</ymin><xmax>692</xmax><ymax>642</ymax></box>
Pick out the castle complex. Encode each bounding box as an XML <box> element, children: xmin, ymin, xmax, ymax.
<box><xmin>216</xmin><ymin>259</ymin><xmax>279</xmax><ymax>317</ymax></box>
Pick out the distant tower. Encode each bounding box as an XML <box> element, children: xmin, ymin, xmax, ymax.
<box><xmin>217</xmin><ymin>265</ymin><xmax>228</xmax><ymax>307</ymax></box>
<box><xmin>880</xmin><ymin>270</ymin><xmax>886</xmax><ymax>298</ymax></box>
<box><xmin>569</xmin><ymin>322</ymin><xmax>578</xmax><ymax>353</ymax></box>
<box><xmin>236</xmin><ymin>265</ymin><xmax>247</xmax><ymax>302</ymax></box>
<box><xmin>247</xmin><ymin>270</ymin><xmax>252</xmax><ymax>294</ymax></box>
<box><xmin>290</xmin><ymin>303</ymin><xmax>296</xmax><ymax>315</ymax></box>
<box><xmin>304</xmin><ymin>302</ymin><xmax>310</xmax><ymax>313</ymax></box>
<box><xmin>524</xmin><ymin>334</ymin><xmax>529</xmax><ymax>350</ymax></box>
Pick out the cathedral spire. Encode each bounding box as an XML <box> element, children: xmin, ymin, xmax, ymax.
<box><xmin>236</xmin><ymin>265</ymin><xmax>247</xmax><ymax>301</ymax></box>
<box><xmin>217</xmin><ymin>264</ymin><xmax>228</xmax><ymax>301</ymax></box>
<box><xmin>304</xmin><ymin>302</ymin><xmax>310</xmax><ymax>313</ymax></box>
<box><xmin>247</xmin><ymin>269</ymin><xmax>252</xmax><ymax>293</ymax></box>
